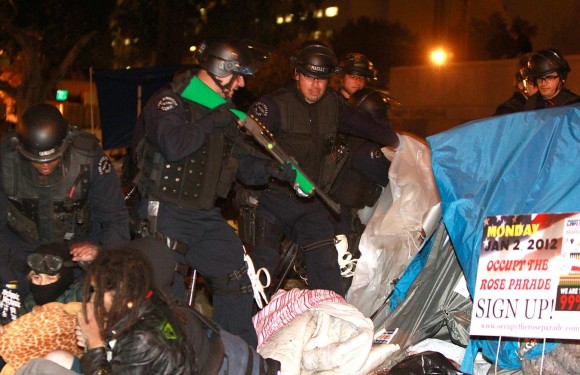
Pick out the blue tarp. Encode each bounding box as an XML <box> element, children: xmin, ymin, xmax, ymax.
<box><xmin>427</xmin><ymin>104</ymin><xmax>580</xmax><ymax>372</ymax></box>
<box><xmin>94</xmin><ymin>66</ymin><xmax>181</xmax><ymax>150</ymax></box>
<box><xmin>389</xmin><ymin>230</ymin><xmax>436</xmax><ymax>312</ymax></box>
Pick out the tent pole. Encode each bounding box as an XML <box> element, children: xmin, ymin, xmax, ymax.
<box><xmin>137</xmin><ymin>84</ymin><xmax>142</xmax><ymax>117</ymax></box>
<box><xmin>89</xmin><ymin>66</ymin><xmax>95</xmax><ymax>134</ymax></box>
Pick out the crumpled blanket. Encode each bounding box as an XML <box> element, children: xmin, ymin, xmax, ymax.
<box><xmin>253</xmin><ymin>288</ymin><xmax>346</xmax><ymax>350</ymax></box>
<box><xmin>254</xmin><ymin>293</ymin><xmax>399</xmax><ymax>375</ymax></box>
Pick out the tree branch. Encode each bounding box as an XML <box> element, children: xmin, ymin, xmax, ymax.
<box><xmin>49</xmin><ymin>31</ymin><xmax>97</xmax><ymax>88</ymax></box>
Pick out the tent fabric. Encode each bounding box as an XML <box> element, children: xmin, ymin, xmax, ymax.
<box><xmin>374</xmin><ymin>220</ymin><xmax>473</xmax><ymax>370</ymax></box>
<box><xmin>427</xmin><ymin>104</ymin><xmax>580</xmax><ymax>372</ymax></box>
<box><xmin>94</xmin><ymin>66</ymin><xmax>181</xmax><ymax>150</ymax></box>
<box><xmin>346</xmin><ymin>134</ymin><xmax>440</xmax><ymax>318</ymax></box>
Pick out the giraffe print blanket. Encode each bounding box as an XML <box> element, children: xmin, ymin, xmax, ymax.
<box><xmin>0</xmin><ymin>302</ymin><xmax>83</xmax><ymax>373</ymax></box>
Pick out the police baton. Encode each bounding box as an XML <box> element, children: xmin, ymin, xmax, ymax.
<box><xmin>241</xmin><ymin>114</ymin><xmax>341</xmax><ymax>215</ymax></box>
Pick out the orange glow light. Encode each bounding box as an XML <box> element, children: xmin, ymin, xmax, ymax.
<box><xmin>430</xmin><ymin>49</ymin><xmax>448</xmax><ymax>65</ymax></box>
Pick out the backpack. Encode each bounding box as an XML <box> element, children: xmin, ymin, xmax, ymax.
<box><xmin>179</xmin><ymin>306</ymin><xmax>281</xmax><ymax>375</ymax></box>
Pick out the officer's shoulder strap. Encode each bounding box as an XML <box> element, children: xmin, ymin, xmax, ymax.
<box><xmin>0</xmin><ymin>133</ymin><xmax>19</xmax><ymax>195</ymax></box>
<box><xmin>70</xmin><ymin>127</ymin><xmax>100</xmax><ymax>158</ymax></box>
<box><xmin>170</xmin><ymin>69</ymin><xmax>195</xmax><ymax>94</ymax></box>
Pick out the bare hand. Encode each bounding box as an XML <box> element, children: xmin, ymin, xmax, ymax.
<box><xmin>74</xmin><ymin>323</ymin><xmax>86</xmax><ymax>348</ymax></box>
<box><xmin>77</xmin><ymin>302</ymin><xmax>105</xmax><ymax>349</ymax></box>
<box><xmin>70</xmin><ymin>243</ymin><xmax>99</xmax><ymax>263</ymax></box>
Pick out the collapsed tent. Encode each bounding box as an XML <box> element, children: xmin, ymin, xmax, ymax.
<box><xmin>427</xmin><ymin>104</ymin><xmax>580</xmax><ymax>373</ymax></box>
<box><xmin>373</xmin><ymin>219</ymin><xmax>473</xmax><ymax>370</ymax></box>
<box><xmin>346</xmin><ymin>134</ymin><xmax>441</xmax><ymax>318</ymax></box>
<box><xmin>343</xmin><ymin>133</ymin><xmax>476</xmax><ymax>372</ymax></box>
<box><xmin>347</xmin><ymin>104</ymin><xmax>579</xmax><ymax>374</ymax></box>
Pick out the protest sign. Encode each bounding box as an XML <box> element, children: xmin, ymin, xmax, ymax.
<box><xmin>470</xmin><ymin>212</ymin><xmax>580</xmax><ymax>339</ymax></box>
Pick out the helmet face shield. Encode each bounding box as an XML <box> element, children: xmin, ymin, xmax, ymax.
<box><xmin>349</xmin><ymin>87</ymin><xmax>400</xmax><ymax>120</ymax></box>
<box><xmin>294</xmin><ymin>62</ymin><xmax>333</xmax><ymax>79</ymax></box>
<box><xmin>199</xmin><ymin>39</ymin><xmax>256</xmax><ymax>77</ymax></box>
<box><xmin>17</xmin><ymin>104</ymin><xmax>70</xmax><ymax>163</ymax></box>
<box><xmin>526</xmin><ymin>49</ymin><xmax>571</xmax><ymax>81</ymax></box>
<box><xmin>339</xmin><ymin>53</ymin><xmax>376</xmax><ymax>79</ymax></box>
<box><xmin>16</xmin><ymin>141</ymin><xmax>68</xmax><ymax>163</ymax></box>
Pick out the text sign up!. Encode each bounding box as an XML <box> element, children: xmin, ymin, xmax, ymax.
<box><xmin>471</xmin><ymin>212</ymin><xmax>580</xmax><ymax>339</ymax></box>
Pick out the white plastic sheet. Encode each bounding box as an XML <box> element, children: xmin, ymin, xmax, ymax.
<box><xmin>346</xmin><ymin>133</ymin><xmax>441</xmax><ymax>317</ymax></box>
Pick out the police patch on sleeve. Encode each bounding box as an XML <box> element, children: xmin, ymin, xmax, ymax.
<box><xmin>97</xmin><ymin>156</ymin><xmax>113</xmax><ymax>175</ymax></box>
<box><xmin>157</xmin><ymin>96</ymin><xmax>178</xmax><ymax>111</ymax></box>
<box><xmin>253</xmin><ymin>101</ymin><xmax>268</xmax><ymax>117</ymax></box>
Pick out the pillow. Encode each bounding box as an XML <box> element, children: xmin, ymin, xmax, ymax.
<box><xmin>0</xmin><ymin>302</ymin><xmax>83</xmax><ymax>371</ymax></box>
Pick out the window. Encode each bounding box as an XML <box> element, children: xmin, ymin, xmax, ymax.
<box><xmin>325</xmin><ymin>7</ymin><xmax>338</xmax><ymax>17</ymax></box>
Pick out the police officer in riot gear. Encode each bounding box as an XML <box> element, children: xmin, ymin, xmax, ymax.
<box><xmin>523</xmin><ymin>49</ymin><xmax>579</xmax><ymax>110</ymax></box>
<box><xmin>0</xmin><ymin>104</ymin><xmax>130</xmax><ymax>292</ymax></box>
<box><xmin>493</xmin><ymin>52</ymin><xmax>538</xmax><ymax>116</ymax></box>
<box><xmin>338</xmin><ymin>53</ymin><xmax>377</xmax><ymax>99</ymax></box>
<box><xmin>329</xmin><ymin>88</ymin><xmax>398</xmax><ymax>287</ymax></box>
<box><xmin>332</xmin><ymin>88</ymin><xmax>396</xmax><ymax>214</ymax></box>
<box><xmin>129</xmin><ymin>37</ymin><xmax>280</xmax><ymax>348</ymax></box>
<box><xmin>246</xmin><ymin>42</ymin><xmax>399</xmax><ymax>298</ymax></box>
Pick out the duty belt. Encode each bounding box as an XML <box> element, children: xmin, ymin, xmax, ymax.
<box><xmin>151</xmin><ymin>231</ymin><xmax>189</xmax><ymax>256</ymax></box>
<box><xmin>149</xmin><ymin>231</ymin><xmax>190</xmax><ymax>276</ymax></box>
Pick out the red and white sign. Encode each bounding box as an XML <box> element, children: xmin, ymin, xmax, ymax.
<box><xmin>470</xmin><ymin>212</ymin><xmax>580</xmax><ymax>339</ymax></box>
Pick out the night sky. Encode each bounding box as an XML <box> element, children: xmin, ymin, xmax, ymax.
<box><xmin>384</xmin><ymin>0</ymin><xmax>579</xmax><ymax>54</ymax></box>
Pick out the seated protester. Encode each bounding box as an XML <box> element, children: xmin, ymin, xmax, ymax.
<box><xmin>0</xmin><ymin>243</ymin><xmax>83</xmax><ymax>372</ymax></box>
<box><xmin>0</xmin><ymin>242</ymin><xmax>82</xmax><ymax>330</ymax></box>
<box><xmin>16</xmin><ymin>246</ymin><xmax>197</xmax><ymax>375</ymax></box>
<box><xmin>23</xmin><ymin>242</ymin><xmax>83</xmax><ymax>312</ymax></box>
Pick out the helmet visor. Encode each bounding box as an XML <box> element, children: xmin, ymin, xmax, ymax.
<box><xmin>17</xmin><ymin>140</ymin><xmax>69</xmax><ymax>163</ymax></box>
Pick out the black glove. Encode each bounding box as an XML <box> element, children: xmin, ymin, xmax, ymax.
<box><xmin>200</xmin><ymin>102</ymin><xmax>237</xmax><ymax>133</ymax></box>
<box><xmin>266</xmin><ymin>161</ymin><xmax>296</xmax><ymax>184</ymax></box>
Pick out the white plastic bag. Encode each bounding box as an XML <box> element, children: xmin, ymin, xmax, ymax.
<box><xmin>346</xmin><ymin>133</ymin><xmax>441</xmax><ymax>317</ymax></box>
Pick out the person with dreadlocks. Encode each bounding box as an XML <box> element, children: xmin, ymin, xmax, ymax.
<box><xmin>0</xmin><ymin>242</ymin><xmax>82</xmax><ymax>372</ymax></box>
<box><xmin>15</xmin><ymin>246</ymin><xmax>197</xmax><ymax>375</ymax></box>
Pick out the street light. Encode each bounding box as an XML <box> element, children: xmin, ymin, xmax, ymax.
<box><xmin>430</xmin><ymin>48</ymin><xmax>448</xmax><ymax>66</ymax></box>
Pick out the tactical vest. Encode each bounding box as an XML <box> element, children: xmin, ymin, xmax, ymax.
<box><xmin>137</xmin><ymin>93</ymin><xmax>238</xmax><ymax>210</ymax></box>
<box><xmin>270</xmin><ymin>86</ymin><xmax>342</xmax><ymax>192</ymax></box>
<box><xmin>1</xmin><ymin>129</ymin><xmax>96</xmax><ymax>244</ymax></box>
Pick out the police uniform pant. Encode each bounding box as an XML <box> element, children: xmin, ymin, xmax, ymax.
<box><xmin>0</xmin><ymin>232</ymin><xmax>35</xmax><ymax>295</ymax></box>
<box><xmin>154</xmin><ymin>202</ymin><xmax>257</xmax><ymax>348</ymax></box>
<box><xmin>253</xmin><ymin>190</ymin><xmax>345</xmax><ymax>297</ymax></box>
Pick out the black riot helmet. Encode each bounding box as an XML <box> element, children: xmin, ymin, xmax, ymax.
<box><xmin>526</xmin><ymin>49</ymin><xmax>571</xmax><ymax>81</ymax></box>
<box><xmin>515</xmin><ymin>52</ymin><xmax>532</xmax><ymax>84</ymax></box>
<box><xmin>198</xmin><ymin>38</ymin><xmax>255</xmax><ymax>78</ymax></box>
<box><xmin>291</xmin><ymin>42</ymin><xmax>339</xmax><ymax>79</ymax></box>
<box><xmin>16</xmin><ymin>104</ymin><xmax>70</xmax><ymax>163</ymax></box>
<box><xmin>349</xmin><ymin>88</ymin><xmax>400</xmax><ymax>121</ymax></box>
<box><xmin>339</xmin><ymin>53</ymin><xmax>377</xmax><ymax>80</ymax></box>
